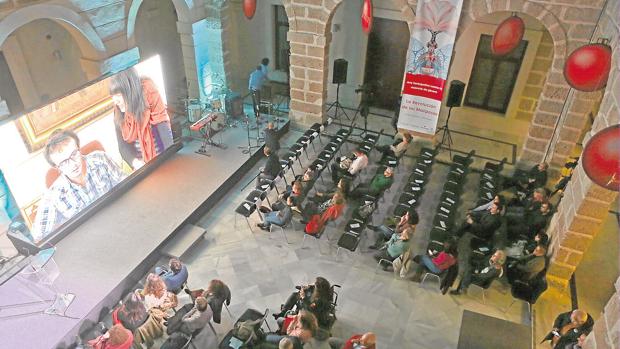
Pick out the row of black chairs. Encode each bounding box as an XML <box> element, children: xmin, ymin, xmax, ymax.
<box><xmin>302</xmin><ymin>132</ymin><xmax>385</xmax><ymax>253</ymax></box>
<box><xmin>235</xmin><ymin>123</ymin><xmax>331</xmax><ymax>232</ymax></box>
<box><xmin>335</xmin><ymin>145</ymin><xmax>439</xmax><ymax>255</ymax></box>
<box><xmin>427</xmin><ymin>150</ymin><xmax>476</xmax><ymax>249</ymax></box>
<box><xmin>478</xmin><ymin>157</ymin><xmax>508</xmax><ymax>203</ymax></box>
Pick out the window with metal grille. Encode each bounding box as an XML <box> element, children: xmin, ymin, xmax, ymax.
<box><xmin>464</xmin><ymin>34</ymin><xmax>528</xmax><ymax>114</ymax></box>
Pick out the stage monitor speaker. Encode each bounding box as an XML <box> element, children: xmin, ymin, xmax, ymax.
<box><xmin>225</xmin><ymin>92</ymin><xmax>244</xmax><ymax>118</ymax></box>
<box><xmin>332</xmin><ymin>58</ymin><xmax>348</xmax><ymax>84</ymax></box>
<box><xmin>446</xmin><ymin>80</ymin><xmax>466</xmax><ymax>107</ymax></box>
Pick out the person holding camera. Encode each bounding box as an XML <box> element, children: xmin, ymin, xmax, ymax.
<box><xmin>273</xmin><ymin>277</ymin><xmax>333</xmax><ymax>328</ymax></box>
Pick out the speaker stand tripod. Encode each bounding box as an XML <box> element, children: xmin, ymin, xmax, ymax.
<box><xmin>436</xmin><ymin>106</ymin><xmax>455</xmax><ymax>157</ymax></box>
<box><xmin>326</xmin><ymin>83</ymin><xmax>350</xmax><ymax>120</ymax></box>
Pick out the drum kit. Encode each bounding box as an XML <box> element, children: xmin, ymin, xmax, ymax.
<box><xmin>183</xmin><ymin>98</ymin><xmax>229</xmax><ymax>156</ymax></box>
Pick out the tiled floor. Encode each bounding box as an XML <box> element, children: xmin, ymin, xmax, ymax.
<box><xmin>162</xmin><ymin>122</ymin><xmax>531</xmax><ymax>348</ymax></box>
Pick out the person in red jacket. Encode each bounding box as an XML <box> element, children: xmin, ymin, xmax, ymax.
<box><xmin>343</xmin><ymin>332</ymin><xmax>376</xmax><ymax>349</ymax></box>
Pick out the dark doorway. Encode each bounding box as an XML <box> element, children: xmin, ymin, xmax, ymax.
<box><xmin>0</xmin><ymin>52</ymin><xmax>24</xmax><ymax>115</ymax></box>
<box><xmin>363</xmin><ymin>18</ymin><xmax>409</xmax><ymax>110</ymax></box>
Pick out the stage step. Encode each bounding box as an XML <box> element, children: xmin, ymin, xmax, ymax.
<box><xmin>160</xmin><ymin>224</ymin><xmax>206</xmax><ymax>259</ymax></box>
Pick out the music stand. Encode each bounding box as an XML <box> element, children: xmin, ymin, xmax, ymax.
<box><xmin>326</xmin><ymin>83</ymin><xmax>350</xmax><ymax>120</ymax></box>
<box><xmin>0</xmin><ymin>247</ymin><xmax>76</xmax><ymax>320</ymax></box>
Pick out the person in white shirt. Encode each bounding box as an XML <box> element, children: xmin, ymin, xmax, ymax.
<box><xmin>330</xmin><ymin>148</ymin><xmax>368</xmax><ymax>183</ymax></box>
<box><xmin>376</xmin><ymin>133</ymin><xmax>412</xmax><ymax>162</ymax></box>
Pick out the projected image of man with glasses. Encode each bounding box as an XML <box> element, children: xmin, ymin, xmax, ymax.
<box><xmin>31</xmin><ymin>129</ymin><xmax>125</xmax><ymax>242</ymax></box>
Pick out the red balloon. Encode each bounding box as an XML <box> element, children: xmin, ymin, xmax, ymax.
<box><xmin>582</xmin><ymin>124</ymin><xmax>620</xmax><ymax>191</ymax></box>
<box><xmin>491</xmin><ymin>15</ymin><xmax>525</xmax><ymax>56</ymax></box>
<box><xmin>361</xmin><ymin>0</ymin><xmax>373</xmax><ymax>34</ymax></box>
<box><xmin>243</xmin><ymin>0</ymin><xmax>256</xmax><ymax>19</ymax></box>
<box><xmin>564</xmin><ymin>43</ymin><xmax>612</xmax><ymax>92</ymax></box>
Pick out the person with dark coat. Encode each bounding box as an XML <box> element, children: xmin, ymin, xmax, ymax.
<box><xmin>456</xmin><ymin>203</ymin><xmax>502</xmax><ymax>243</ymax></box>
<box><xmin>264</xmin><ymin>121</ymin><xmax>280</xmax><ymax>151</ymax></box>
<box><xmin>504</xmin><ymin>162</ymin><xmax>548</xmax><ymax>195</ymax></box>
<box><xmin>506</xmin><ymin>244</ymin><xmax>547</xmax><ymax>284</ymax></box>
<box><xmin>257</xmin><ymin>146</ymin><xmax>281</xmax><ymax>187</ymax></box>
<box><xmin>508</xmin><ymin>201</ymin><xmax>553</xmax><ymax>241</ymax></box>
<box><xmin>542</xmin><ymin>309</ymin><xmax>594</xmax><ymax>349</ymax></box>
<box><xmin>450</xmin><ymin>250</ymin><xmax>506</xmax><ymax>295</ymax></box>
<box><xmin>185</xmin><ymin>279</ymin><xmax>232</xmax><ymax>324</ymax></box>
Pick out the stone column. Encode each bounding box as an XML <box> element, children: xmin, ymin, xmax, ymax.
<box><xmin>582</xmin><ymin>277</ymin><xmax>620</xmax><ymax>349</ymax></box>
<box><xmin>288</xmin><ymin>30</ymin><xmax>329</xmax><ymax>125</ymax></box>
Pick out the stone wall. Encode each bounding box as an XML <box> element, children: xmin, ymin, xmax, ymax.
<box><xmin>545</xmin><ymin>0</ymin><xmax>619</xmax><ymax>294</ymax></box>
<box><xmin>583</xmin><ymin>277</ymin><xmax>620</xmax><ymax>349</ymax></box>
<box><xmin>517</xmin><ymin>30</ymin><xmax>553</xmax><ymax>124</ymax></box>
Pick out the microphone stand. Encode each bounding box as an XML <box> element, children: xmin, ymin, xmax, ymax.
<box><xmin>238</xmin><ymin>115</ymin><xmax>261</xmax><ymax>156</ymax></box>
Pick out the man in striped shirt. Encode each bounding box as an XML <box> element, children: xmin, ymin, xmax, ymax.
<box><xmin>31</xmin><ymin>129</ymin><xmax>125</xmax><ymax>242</ymax></box>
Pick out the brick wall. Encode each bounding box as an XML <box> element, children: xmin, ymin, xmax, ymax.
<box><xmin>582</xmin><ymin>277</ymin><xmax>620</xmax><ymax>349</ymax></box>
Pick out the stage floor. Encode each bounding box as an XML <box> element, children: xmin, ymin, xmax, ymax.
<box><xmin>0</xmin><ymin>118</ymin><xmax>288</xmax><ymax>349</ymax></box>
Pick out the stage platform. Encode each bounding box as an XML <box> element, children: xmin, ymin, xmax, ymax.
<box><xmin>0</xmin><ymin>119</ymin><xmax>289</xmax><ymax>349</ymax></box>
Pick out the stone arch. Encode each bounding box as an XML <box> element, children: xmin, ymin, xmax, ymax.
<box><xmin>0</xmin><ymin>4</ymin><xmax>106</xmax><ymax>60</ymax></box>
<box><xmin>462</xmin><ymin>0</ymin><xmax>567</xmax><ymax>64</ymax></box>
<box><xmin>285</xmin><ymin>0</ymin><xmax>416</xmax><ymax>123</ymax></box>
<box><xmin>127</xmin><ymin>0</ymin><xmax>192</xmax><ymax>47</ymax></box>
<box><xmin>459</xmin><ymin>0</ymin><xmax>577</xmax><ymax>166</ymax></box>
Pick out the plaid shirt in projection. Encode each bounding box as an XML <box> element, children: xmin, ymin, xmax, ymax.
<box><xmin>31</xmin><ymin>151</ymin><xmax>126</xmax><ymax>241</ymax></box>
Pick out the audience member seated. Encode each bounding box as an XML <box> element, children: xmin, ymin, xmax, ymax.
<box><xmin>310</xmin><ymin>178</ymin><xmax>351</xmax><ymax>202</ymax></box>
<box><xmin>258</xmin><ymin>196</ymin><xmax>294</xmax><ymax>231</ymax></box>
<box><xmin>412</xmin><ymin>239</ymin><xmax>458</xmax><ymax>277</ymax></box>
<box><xmin>368</xmin><ymin>210</ymin><xmax>418</xmax><ymax>249</ymax></box>
<box><xmin>273</xmin><ymin>277</ymin><xmax>333</xmax><ymax>330</ymax></box>
<box><xmin>269</xmin><ymin>182</ymin><xmax>303</xmax><ymax>213</ymax></box>
<box><xmin>525</xmin><ymin>232</ymin><xmax>549</xmax><ymax>255</ymax></box>
<box><xmin>155</xmin><ymin>258</ymin><xmax>189</xmax><ymax>294</ymax></box>
<box><xmin>330</xmin><ymin>148</ymin><xmax>368</xmax><ymax>184</ymax></box>
<box><xmin>257</xmin><ymin>146</ymin><xmax>281</xmax><ymax>187</ymax></box>
<box><xmin>87</xmin><ymin>324</ymin><xmax>133</xmax><ymax>349</ymax></box>
<box><xmin>503</xmin><ymin>162</ymin><xmax>548</xmax><ymax>196</ymax></box>
<box><xmin>185</xmin><ymin>279</ymin><xmax>231</xmax><ymax>324</ymax></box>
<box><xmin>350</xmin><ymin>167</ymin><xmax>394</xmax><ymax>199</ymax></box>
<box><xmin>375</xmin><ymin>133</ymin><xmax>412</xmax><ymax>161</ymax></box>
<box><xmin>373</xmin><ymin>227</ymin><xmax>411</xmax><ymax>269</ymax></box>
<box><xmin>279</xmin><ymin>336</ymin><xmax>302</xmax><ymax>349</ymax></box>
<box><xmin>506</xmin><ymin>244</ymin><xmax>547</xmax><ymax>284</ymax></box>
<box><xmin>456</xmin><ymin>203</ymin><xmax>502</xmax><ymax>245</ymax></box>
<box><xmin>300</xmin><ymin>191</ymin><xmax>346</xmax><ymax>224</ymax></box>
<box><xmin>166</xmin><ymin>296</ymin><xmax>212</xmax><ymax>336</ymax></box>
<box><xmin>114</xmin><ymin>292</ymin><xmax>149</xmax><ymax>332</ymax></box>
<box><xmin>542</xmin><ymin>309</ymin><xmax>594</xmax><ymax>349</ymax></box>
<box><xmin>507</xmin><ymin>201</ymin><xmax>553</xmax><ymax>241</ymax></box>
<box><xmin>471</xmin><ymin>195</ymin><xmax>505</xmax><ymax>215</ymax></box>
<box><xmin>266</xmin><ymin>310</ymin><xmax>318</xmax><ymax>346</ymax></box>
<box><xmin>450</xmin><ymin>250</ymin><xmax>506</xmax><ymax>295</ymax></box>
<box><xmin>142</xmin><ymin>273</ymin><xmax>178</xmax><ymax>319</ymax></box>
<box><xmin>566</xmin><ymin>333</ymin><xmax>587</xmax><ymax>349</ymax></box>
<box><xmin>328</xmin><ymin>332</ymin><xmax>376</xmax><ymax>349</ymax></box>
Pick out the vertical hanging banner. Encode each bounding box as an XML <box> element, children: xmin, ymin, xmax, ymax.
<box><xmin>398</xmin><ymin>0</ymin><xmax>464</xmax><ymax>135</ymax></box>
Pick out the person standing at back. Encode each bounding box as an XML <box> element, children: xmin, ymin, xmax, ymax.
<box><xmin>249</xmin><ymin>66</ymin><xmax>265</xmax><ymax>122</ymax></box>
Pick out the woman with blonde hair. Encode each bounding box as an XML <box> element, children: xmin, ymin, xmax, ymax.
<box><xmin>142</xmin><ymin>273</ymin><xmax>177</xmax><ymax>314</ymax></box>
